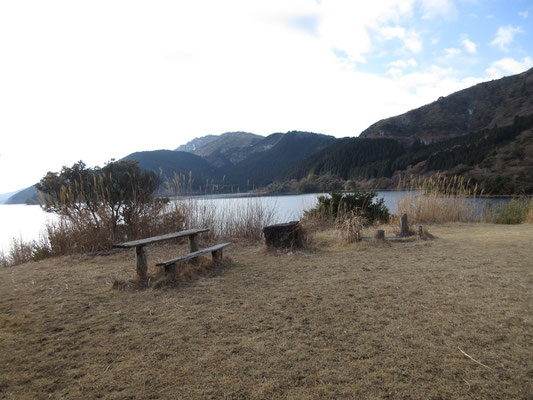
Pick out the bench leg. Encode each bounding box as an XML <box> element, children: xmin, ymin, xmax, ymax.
<box><xmin>165</xmin><ymin>263</ymin><xmax>176</xmax><ymax>274</ymax></box>
<box><xmin>212</xmin><ymin>249</ymin><xmax>223</xmax><ymax>262</ymax></box>
<box><xmin>136</xmin><ymin>245</ymin><xmax>147</xmax><ymax>280</ymax></box>
<box><xmin>189</xmin><ymin>234</ymin><xmax>199</xmax><ymax>265</ymax></box>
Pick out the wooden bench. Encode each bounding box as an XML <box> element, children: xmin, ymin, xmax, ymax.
<box><xmin>156</xmin><ymin>242</ymin><xmax>233</xmax><ymax>273</ymax></box>
<box><xmin>113</xmin><ymin>228</ymin><xmax>210</xmax><ymax>280</ymax></box>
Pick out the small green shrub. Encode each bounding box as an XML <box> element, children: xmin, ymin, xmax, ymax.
<box><xmin>486</xmin><ymin>197</ymin><xmax>531</xmax><ymax>224</ymax></box>
<box><xmin>305</xmin><ymin>190</ymin><xmax>390</xmax><ymax>224</ymax></box>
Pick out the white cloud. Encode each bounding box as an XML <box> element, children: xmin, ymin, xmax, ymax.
<box><xmin>491</xmin><ymin>25</ymin><xmax>524</xmax><ymax>51</ymax></box>
<box><xmin>420</xmin><ymin>0</ymin><xmax>458</xmax><ymax>19</ymax></box>
<box><xmin>486</xmin><ymin>57</ymin><xmax>533</xmax><ymax>79</ymax></box>
<box><xmin>318</xmin><ymin>1</ymin><xmax>417</xmax><ymax>62</ymax></box>
<box><xmin>379</xmin><ymin>25</ymin><xmax>422</xmax><ymax>53</ymax></box>
<box><xmin>389</xmin><ymin>60</ymin><xmax>408</xmax><ymax>68</ymax></box>
<box><xmin>444</xmin><ymin>47</ymin><xmax>461</xmax><ymax>58</ymax></box>
<box><xmin>461</xmin><ymin>38</ymin><xmax>477</xmax><ymax>54</ymax></box>
<box><xmin>389</xmin><ymin>58</ymin><xmax>417</xmax><ymax>68</ymax></box>
<box><xmin>518</xmin><ymin>10</ymin><xmax>529</xmax><ymax>19</ymax></box>
<box><xmin>387</xmin><ymin>68</ymin><xmax>404</xmax><ymax>78</ymax></box>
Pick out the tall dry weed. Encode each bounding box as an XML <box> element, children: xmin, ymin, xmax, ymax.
<box><xmin>527</xmin><ymin>202</ymin><xmax>533</xmax><ymax>223</ymax></box>
<box><xmin>397</xmin><ymin>174</ymin><xmax>482</xmax><ymax>224</ymax></box>
<box><xmin>174</xmin><ymin>197</ymin><xmax>277</xmax><ymax>241</ymax></box>
<box><xmin>335</xmin><ymin>210</ymin><xmax>366</xmax><ymax>243</ymax></box>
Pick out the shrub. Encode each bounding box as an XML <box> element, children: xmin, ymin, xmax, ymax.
<box><xmin>0</xmin><ymin>237</ymin><xmax>51</xmax><ymax>268</ymax></box>
<box><xmin>486</xmin><ymin>197</ymin><xmax>531</xmax><ymax>224</ymax></box>
<box><xmin>305</xmin><ymin>190</ymin><xmax>390</xmax><ymax>224</ymax></box>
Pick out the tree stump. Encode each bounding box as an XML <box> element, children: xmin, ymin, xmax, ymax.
<box><xmin>400</xmin><ymin>213</ymin><xmax>410</xmax><ymax>237</ymax></box>
<box><xmin>263</xmin><ymin>221</ymin><xmax>302</xmax><ymax>249</ymax></box>
<box><xmin>375</xmin><ymin>229</ymin><xmax>385</xmax><ymax>241</ymax></box>
<box><xmin>417</xmin><ymin>225</ymin><xmax>424</xmax><ymax>238</ymax></box>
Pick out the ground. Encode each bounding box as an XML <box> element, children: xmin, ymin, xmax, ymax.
<box><xmin>0</xmin><ymin>223</ymin><xmax>532</xmax><ymax>399</ymax></box>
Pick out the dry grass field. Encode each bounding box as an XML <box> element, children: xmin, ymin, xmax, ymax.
<box><xmin>1</xmin><ymin>223</ymin><xmax>532</xmax><ymax>399</ymax></box>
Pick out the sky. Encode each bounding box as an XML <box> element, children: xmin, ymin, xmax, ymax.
<box><xmin>1</xmin><ymin>0</ymin><xmax>532</xmax><ymax>194</ymax></box>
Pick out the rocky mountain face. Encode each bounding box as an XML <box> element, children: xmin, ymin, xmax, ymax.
<box><xmin>360</xmin><ymin>67</ymin><xmax>533</xmax><ymax>146</ymax></box>
<box><xmin>175</xmin><ymin>132</ymin><xmax>264</xmax><ymax>167</ymax></box>
<box><xmin>123</xmin><ymin>131</ymin><xmax>335</xmax><ymax>193</ymax></box>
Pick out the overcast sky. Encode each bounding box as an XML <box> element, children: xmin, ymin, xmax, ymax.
<box><xmin>1</xmin><ymin>0</ymin><xmax>532</xmax><ymax>194</ymax></box>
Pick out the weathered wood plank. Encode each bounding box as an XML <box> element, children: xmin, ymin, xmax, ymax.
<box><xmin>156</xmin><ymin>242</ymin><xmax>232</xmax><ymax>267</ymax></box>
<box><xmin>136</xmin><ymin>245</ymin><xmax>147</xmax><ymax>280</ymax></box>
<box><xmin>188</xmin><ymin>233</ymin><xmax>200</xmax><ymax>265</ymax></box>
<box><xmin>113</xmin><ymin>229</ymin><xmax>209</xmax><ymax>248</ymax></box>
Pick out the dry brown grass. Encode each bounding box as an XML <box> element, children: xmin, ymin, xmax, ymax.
<box><xmin>527</xmin><ymin>204</ymin><xmax>533</xmax><ymax>223</ymax></box>
<box><xmin>397</xmin><ymin>174</ymin><xmax>482</xmax><ymax>224</ymax></box>
<box><xmin>1</xmin><ymin>224</ymin><xmax>533</xmax><ymax>399</ymax></box>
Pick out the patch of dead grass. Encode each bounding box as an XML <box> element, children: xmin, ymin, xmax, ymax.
<box><xmin>1</xmin><ymin>224</ymin><xmax>532</xmax><ymax>399</ymax></box>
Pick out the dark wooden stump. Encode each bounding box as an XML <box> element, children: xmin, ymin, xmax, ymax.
<box><xmin>263</xmin><ymin>221</ymin><xmax>302</xmax><ymax>249</ymax></box>
<box><xmin>400</xmin><ymin>213</ymin><xmax>410</xmax><ymax>237</ymax></box>
<box><xmin>375</xmin><ymin>230</ymin><xmax>385</xmax><ymax>241</ymax></box>
<box><xmin>417</xmin><ymin>225</ymin><xmax>424</xmax><ymax>237</ymax></box>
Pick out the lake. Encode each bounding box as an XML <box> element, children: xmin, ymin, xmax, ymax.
<box><xmin>0</xmin><ymin>191</ymin><xmax>509</xmax><ymax>253</ymax></box>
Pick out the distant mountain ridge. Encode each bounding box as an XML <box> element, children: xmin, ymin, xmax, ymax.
<box><xmin>175</xmin><ymin>132</ymin><xmax>264</xmax><ymax>167</ymax></box>
<box><xmin>125</xmin><ymin>130</ymin><xmax>336</xmax><ymax>193</ymax></box>
<box><xmin>6</xmin><ymin>67</ymin><xmax>533</xmax><ymax>204</ymax></box>
<box><xmin>360</xmin><ymin>67</ymin><xmax>533</xmax><ymax>145</ymax></box>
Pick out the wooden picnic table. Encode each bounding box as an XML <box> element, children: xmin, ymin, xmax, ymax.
<box><xmin>113</xmin><ymin>228</ymin><xmax>209</xmax><ymax>280</ymax></box>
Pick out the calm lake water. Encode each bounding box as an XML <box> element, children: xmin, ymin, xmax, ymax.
<box><xmin>0</xmin><ymin>191</ymin><xmax>509</xmax><ymax>253</ymax></box>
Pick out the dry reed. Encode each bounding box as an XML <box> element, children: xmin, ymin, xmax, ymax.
<box><xmin>335</xmin><ymin>210</ymin><xmax>366</xmax><ymax>243</ymax></box>
<box><xmin>173</xmin><ymin>197</ymin><xmax>277</xmax><ymax>241</ymax></box>
<box><xmin>397</xmin><ymin>174</ymin><xmax>482</xmax><ymax>224</ymax></box>
<box><xmin>1</xmin><ymin>195</ymin><xmax>277</xmax><ymax>268</ymax></box>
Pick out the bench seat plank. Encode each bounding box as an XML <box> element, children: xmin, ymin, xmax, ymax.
<box><xmin>113</xmin><ymin>229</ymin><xmax>209</xmax><ymax>248</ymax></box>
<box><xmin>156</xmin><ymin>242</ymin><xmax>232</xmax><ymax>267</ymax></box>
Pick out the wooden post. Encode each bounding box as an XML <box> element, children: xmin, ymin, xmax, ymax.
<box><xmin>375</xmin><ymin>230</ymin><xmax>385</xmax><ymax>241</ymax></box>
<box><xmin>212</xmin><ymin>249</ymin><xmax>223</xmax><ymax>262</ymax></box>
<box><xmin>400</xmin><ymin>213</ymin><xmax>409</xmax><ymax>236</ymax></box>
<box><xmin>165</xmin><ymin>263</ymin><xmax>176</xmax><ymax>274</ymax></box>
<box><xmin>417</xmin><ymin>225</ymin><xmax>423</xmax><ymax>238</ymax></box>
<box><xmin>189</xmin><ymin>233</ymin><xmax>199</xmax><ymax>264</ymax></box>
<box><xmin>135</xmin><ymin>245</ymin><xmax>147</xmax><ymax>280</ymax></box>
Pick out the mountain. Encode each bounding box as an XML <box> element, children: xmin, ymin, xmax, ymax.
<box><xmin>286</xmin><ymin>112</ymin><xmax>533</xmax><ymax>194</ymax></box>
<box><xmin>360</xmin><ymin>67</ymin><xmax>533</xmax><ymax>145</ymax></box>
<box><xmin>286</xmin><ymin>138</ymin><xmax>405</xmax><ymax>181</ymax></box>
<box><xmin>5</xmin><ymin>185</ymin><xmax>40</xmax><ymax>205</ymax></box>
<box><xmin>225</xmin><ymin>131</ymin><xmax>337</xmax><ymax>187</ymax></box>
<box><xmin>175</xmin><ymin>135</ymin><xmax>219</xmax><ymax>153</ymax></box>
<box><xmin>124</xmin><ymin>150</ymin><xmax>220</xmax><ymax>194</ymax></box>
<box><xmin>176</xmin><ymin>132</ymin><xmax>264</xmax><ymax>168</ymax></box>
<box><xmin>0</xmin><ymin>190</ymin><xmax>19</xmax><ymax>204</ymax></box>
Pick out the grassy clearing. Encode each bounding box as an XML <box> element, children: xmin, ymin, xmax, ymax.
<box><xmin>1</xmin><ymin>223</ymin><xmax>532</xmax><ymax>399</ymax></box>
